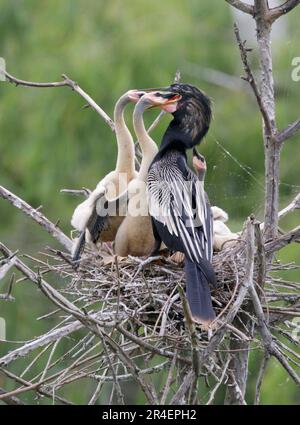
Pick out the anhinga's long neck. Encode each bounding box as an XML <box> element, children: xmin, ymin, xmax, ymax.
<box><xmin>114</xmin><ymin>94</ymin><xmax>135</xmax><ymax>178</ymax></box>
<box><xmin>156</xmin><ymin>120</ymin><xmax>188</xmax><ymax>159</ymax></box>
<box><xmin>133</xmin><ymin>101</ymin><xmax>158</xmax><ymax>181</ymax></box>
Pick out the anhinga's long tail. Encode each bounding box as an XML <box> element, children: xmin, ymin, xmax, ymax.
<box><xmin>184</xmin><ymin>257</ymin><xmax>216</xmax><ymax>324</ymax></box>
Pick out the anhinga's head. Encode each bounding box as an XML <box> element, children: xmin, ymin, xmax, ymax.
<box><xmin>141</xmin><ymin>83</ymin><xmax>212</xmax><ymax>150</ymax></box>
<box><xmin>192</xmin><ymin>147</ymin><xmax>207</xmax><ymax>180</ymax></box>
<box><xmin>167</xmin><ymin>83</ymin><xmax>212</xmax><ymax>147</ymax></box>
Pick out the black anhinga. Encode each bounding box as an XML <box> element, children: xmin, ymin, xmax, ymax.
<box><xmin>146</xmin><ymin>84</ymin><xmax>216</xmax><ymax>327</ymax></box>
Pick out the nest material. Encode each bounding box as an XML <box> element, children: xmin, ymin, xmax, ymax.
<box><xmin>0</xmin><ymin>223</ymin><xmax>299</xmax><ymax>405</ymax></box>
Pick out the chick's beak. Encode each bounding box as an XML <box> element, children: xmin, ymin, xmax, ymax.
<box><xmin>127</xmin><ymin>90</ymin><xmax>147</xmax><ymax>102</ymax></box>
<box><xmin>192</xmin><ymin>148</ymin><xmax>206</xmax><ymax>170</ymax></box>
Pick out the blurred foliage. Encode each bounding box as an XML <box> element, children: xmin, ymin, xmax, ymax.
<box><xmin>0</xmin><ymin>0</ymin><xmax>299</xmax><ymax>404</ymax></box>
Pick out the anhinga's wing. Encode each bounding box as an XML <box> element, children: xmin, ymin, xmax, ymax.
<box><xmin>148</xmin><ymin>155</ymin><xmax>213</xmax><ymax>264</ymax></box>
<box><xmin>72</xmin><ymin>189</ymin><xmax>129</xmax><ymax>261</ymax></box>
<box><xmin>88</xmin><ymin>188</ymin><xmax>129</xmax><ymax>243</ymax></box>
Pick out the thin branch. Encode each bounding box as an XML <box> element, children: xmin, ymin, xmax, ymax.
<box><xmin>160</xmin><ymin>350</ymin><xmax>178</xmax><ymax>405</ymax></box>
<box><xmin>225</xmin><ymin>0</ymin><xmax>255</xmax><ymax>15</ymax></box>
<box><xmin>277</xmin><ymin>118</ymin><xmax>300</xmax><ymax>143</ymax></box>
<box><xmin>254</xmin><ymin>221</ymin><xmax>266</xmax><ymax>288</ymax></box>
<box><xmin>4</xmin><ymin>70</ymin><xmax>115</xmax><ymax>131</ymax></box>
<box><xmin>278</xmin><ymin>192</ymin><xmax>300</xmax><ymax>220</ymax></box>
<box><xmin>0</xmin><ymin>320</ymin><xmax>82</xmax><ymax>366</ymax></box>
<box><xmin>207</xmin><ymin>356</ymin><xmax>231</xmax><ymax>405</ymax></box>
<box><xmin>248</xmin><ymin>278</ymin><xmax>300</xmax><ymax>386</ymax></box>
<box><xmin>254</xmin><ymin>352</ymin><xmax>270</xmax><ymax>405</ymax></box>
<box><xmin>233</xmin><ymin>23</ymin><xmax>274</xmax><ymax>137</ymax></box>
<box><xmin>0</xmin><ymin>387</ymin><xmax>25</xmax><ymax>405</ymax></box>
<box><xmin>268</xmin><ymin>0</ymin><xmax>300</xmax><ymax>23</ymax></box>
<box><xmin>60</xmin><ymin>188</ymin><xmax>91</xmax><ymax>198</ymax></box>
<box><xmin>170</xmin><ymin>370</ymin><xmax>193</xmax><ymax>405</ymax></box>
<box><xmin>265</xmin><ymin>225</ymin><xmax>300</xmax><ymax>253</ymax></box>
<box><xmin>0</xmin><ymin>186</ymin><xmax>72</xmax><ymax>252</ymax></box>
<box><xmin>199</xmin><ymin>217</ymin><xmax>255</xmax><ymax>367</ymax></box>
<box><xmin>0</xmin><ymin>368</ymin><xmax>73</xmax><ymax>404</ymax></box>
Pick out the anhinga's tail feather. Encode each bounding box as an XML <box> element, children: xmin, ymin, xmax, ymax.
<box><xmin>184</xmin><ymin>258</ymin><xmax>216</xmax><ymax>325</ymax></box>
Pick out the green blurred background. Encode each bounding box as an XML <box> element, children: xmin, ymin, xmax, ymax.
<box><xmin>0</xmin><ymin>0</ymin><xmax>299</xmax><ymax>404</ymax></box>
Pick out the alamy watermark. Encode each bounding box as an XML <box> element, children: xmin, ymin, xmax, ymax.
<box><xmin>291</xmin><ymin>57</ymin><xmax>300</xmax><ymax>82</ymax></box>
<box><xmin>0</xmin><ymin>57</ymin><xmax>6</xmax><ymax>81</ymax></box>
<box><xmin>93</xmin><ymin>174</ymin><xmax>205</xmax><ymax>227</ymax></box>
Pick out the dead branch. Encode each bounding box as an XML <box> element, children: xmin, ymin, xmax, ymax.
<box><xmin>278</xmin><ymin>192</ymin><xmax>300</xmax><ymax>220</ymax></box>
<box><xmin>4</xmin><ymin>70</ymin><xmax>115</xmax><ymax>131</ymax></box>
<box><xmin>277</xmin><ymin>118</ymin><xmax>300</xmax><ymax>143</ymax></box>
<box><xmin>225</xmin><ymin>0</ymin><xmax>255</xmax><ymax>15</ymax></box>
<box><xmin>268</xmin><ymin>0</ymin><xmax>300</xmax><ymax>23</ymax></box>
<box><xmin>233</xmin><ymin>24</ymin><xmax>274</xmax><ymax>138</ymax></box>
<box><xmin>0</xmin><ymin>186</ymin><xmax>72</xmax><ymax>252</ymax></box>
<box><xmin>0</xmin><ymin>386</ymin><xmax>25</xmax><ymax>406</ymax></box>
<box><xmin>265</xmin><ymin>225</ymin><xmax>300</xmax><ymax>253</ymax></box>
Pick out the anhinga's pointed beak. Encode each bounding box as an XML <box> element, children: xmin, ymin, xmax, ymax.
<box><xmin>141</xmin><ymin>91</ymin><xmax>181</xmax><ymax>113</ymax></box>
<box><xmin>192</xmin><ymin>147</ymin><xmax>204</xmax><ymax>161</ymax></box>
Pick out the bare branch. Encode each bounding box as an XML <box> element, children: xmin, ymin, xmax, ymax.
<box><xmin>60</xmin><ymin>188</ymin><xmax>91</xmax><ymax>198</ymax></box>
<box><xmin>254</xmin><ymin>352</ymin><xmax>270</xmax><ymax>405</ymax></box>
<box><xmin>0</xmin><ymin>387</ymin><xmax>25</xmax><ymax>405</ymax></box>
<box><xmin>0</xmin><ymin>368</ymin><xmax>73</xmax><ymax>404</ymax></box>
<box><xmin>277</xmin><ymin>118</ymin><xmax>300</xmax><ymax>143</ymax></box>
<box><xmin>268</xmin><ymin>0</ymin><xmax>300</xmax><ymax>23</ymax></box>
<box><xmin>207</xmin><ymin>356</ymin><xmax>231</xmax><ymax>405</ymax></box>
<box><xmin>265</xmin><ymin>225</ymin><xmax>300</xmax><ymax>253</ymax></box>
<box><xmin>278</xmin><ymin>192</ymin><xmax>300</xmax><ymax>220</ymax></box>
<box><xmin>248</xmin><ymin>277</ymin><xmax>300</xmax><ymax>385</ymax></box>
<box><xmin>170</xmin><ymin>370</ymin><xmax>193</xmax><ymax>405</ymax></box>
<box><xmin>233</xmin><ymin>24</ymin><xmax>274</xmax><ymax>137</ymax></box>
<box><xmin>4</xmin><ymin>70</ymin><xmax>115</xmax><ymax>131</ymax></box>
<box><xmin>0</xmin><ymin>186</ymin><xmax>72</xmax><ymax>252</ymax></box>
<box><xmin>225</xmin><ymin>0</ymin><xmax>255</xmax><ymax>15</ymax></box>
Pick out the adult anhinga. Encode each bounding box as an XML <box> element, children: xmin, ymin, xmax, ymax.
<box><xmin>146</xmin><ymin>84</ymin><xmax>216</xmax><ymax>327</ymax></box>
<box><xmin>115</xmin><ymin>91</ymin><xmax>181</xmax><ymax>256</ymax></box>
<box><xmin>70</xmin><ymin>90</ymin><xmax>144</xmax><ymax>260</ymax></box>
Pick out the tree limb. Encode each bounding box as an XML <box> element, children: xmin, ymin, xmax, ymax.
<box><xmin>248</xmin><ymin>278</ymin><xmax>300</xmax><ymax>386</ymax></box>
<box><xmin>0</xmin><ymin>186</ymin><xmax>72</xmax><ymax>252</ymax></box>
<box><xmin>268</xmin><ymin>0</ymin><xmax>300</xmax><ymax>23</ymax></box>
<box><xmin>233</xmin><ymin>24</ymin><xmax>274</xmax><ymax>137</ymax></box>
<box><xmin>265</xmin><ymin>225</ymin><xmax>300</xmax><ymax>253</ymax></box>
<box><xmin>4</xmin><ymin>70</ymin><xmax>115</xmax><ymax>131</ymax></box>
<box><xmin>277</xmin><ymin>118</ymin><xmax>300</xmax><ymax>143</ymax></box>
<box><xmin>0</xmin><ymin>387</ymin><xmax>25</xmax><ymax>405</ymax></box>
<box><xmin>225</xmin><ymin>0</ymin><xmax>255</xmax><ymax>15</ymax></box>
